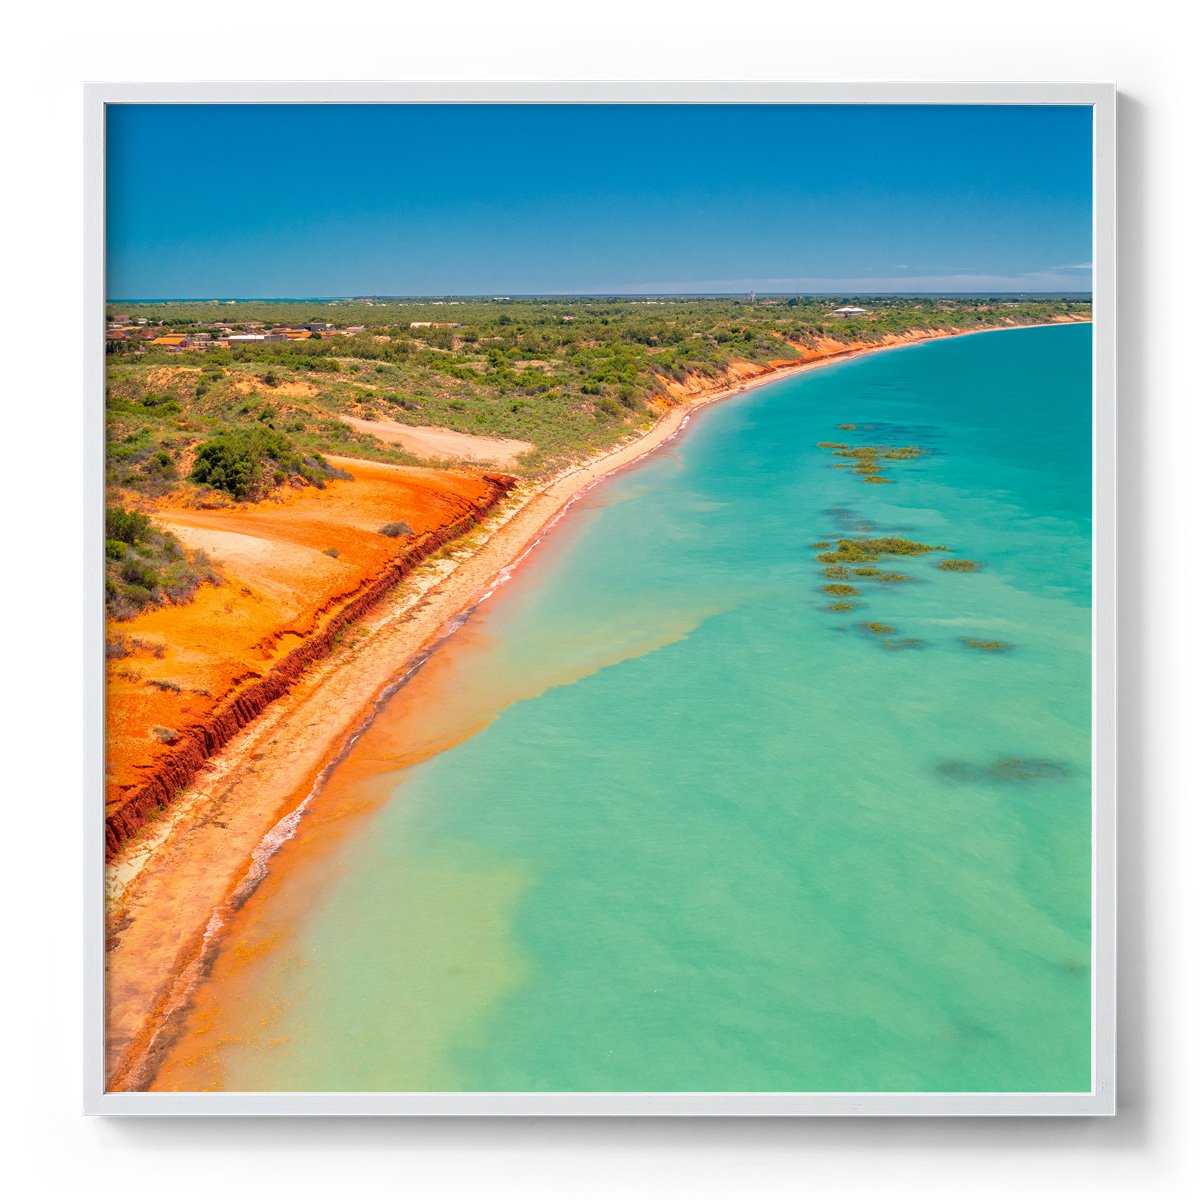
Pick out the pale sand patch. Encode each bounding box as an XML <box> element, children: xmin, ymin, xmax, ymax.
<box><xmin>341</xmin><ymin>415</ymin><xmax>534</xmax><ymax>466</ymax></box>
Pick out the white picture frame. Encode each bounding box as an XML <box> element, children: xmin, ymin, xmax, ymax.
<box><xmin>84</xmin><ymin>80</ymin><xmax>1116</xmax><ymax>1117</ymax></box>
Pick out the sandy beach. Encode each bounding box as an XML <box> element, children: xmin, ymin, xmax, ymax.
<box><xmin>104</xmin><ymin>317</ymin><xmax>1088</xmax><ymax>1090</ymax></box>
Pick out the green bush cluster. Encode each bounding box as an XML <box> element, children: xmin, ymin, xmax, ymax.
<box><xmin>189</xmin><ymin>427</ymin><xmax>342</xmax><ymax>500</ymax></box>
<box><xmin>105</xmin><ymin>505</ymin><xmax>221</xmax><ymax>620</ymax></box>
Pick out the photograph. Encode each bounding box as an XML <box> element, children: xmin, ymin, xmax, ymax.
<box><xmin>96</xmin><ymin>94</ymin><xmax>1105</xmax><ymax>1108</ymax></box>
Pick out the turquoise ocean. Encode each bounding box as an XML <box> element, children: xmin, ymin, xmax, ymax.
<box><xmin>157</xmin><ymin>324</ymin><xmax>1093</xmax><ymax>1093</ymax></box>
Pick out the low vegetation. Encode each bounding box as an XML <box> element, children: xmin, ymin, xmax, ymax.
<box><xmin>189</xmin><ymin>427</ymin><xmax>347</xmax><ymax>500</ymax></box>
<box><xmin>105</xmin><ymin>506</ymin><xmax>220</xmax><ymax>620</ymax></box>
<box><xmin>379</xmin><ymin>521</ymin><xmax>415</xmax><ymax>538</ymax></box>
<box><xmin>105</xmin><ymin>296</ymin><xmax>1088</xmax><ymax>498</ymax></box>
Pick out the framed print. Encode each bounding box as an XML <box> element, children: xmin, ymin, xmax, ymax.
<box><xmin>85</xmin><ymin>82</ymin><xmax>1116</xmax><ymax>1116</ymax></box>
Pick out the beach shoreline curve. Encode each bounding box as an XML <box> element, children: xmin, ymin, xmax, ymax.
<box><xmin>103</xmin><ymin>316</ymin><xmax>1089</xmax><ymax>1091</ymax></box>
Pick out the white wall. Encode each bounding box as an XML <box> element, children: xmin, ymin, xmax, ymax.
<box><xmin>3</xmin><ymin>2</ymin><xmax>1196</xmax><ymax>1195</ymax></box>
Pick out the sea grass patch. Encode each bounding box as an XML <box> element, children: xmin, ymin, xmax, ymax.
<box><xmin>818</xmin><ymin>537</ymin><xmax>944</xmax><ymax>564</ymax></box>
<box><xmin>824</xmin><ymin>506</ymin><xmax>877</xmax><ymax>533</ymax></box>
<box><xmin>961</xmin><ymin>638</ymin><xmax>1013</xmax><ymax>653</ymax></box>
<box><xmin>881</xmin><ymin>637</ymin><xmax>926</xmax><ymax>651</ymax></box>
<box><xmin>938</xmin><ymin>559</ymin><xmax>980</xmax><ymax>572</ymax></box>
<box><xmin>936</xmin><ymin>757</ymin><xmax>1072</xmax><ymax>784</ymax></box>
<box><xmin>818</xmin><ymin>435</ymin><xmax>929</xmax><ymax>486</ymax></box>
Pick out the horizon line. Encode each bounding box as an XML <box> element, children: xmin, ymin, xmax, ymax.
<box><xmin>106</xmin><ymin>291</ymin><xmax>1095</xmax><ymax>304</ymax></box>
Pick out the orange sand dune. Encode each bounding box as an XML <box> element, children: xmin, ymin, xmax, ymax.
<box><xmin>105</xmin><ymin>457</ymin><xmax>507</xmax><ymax>822</ymax></box>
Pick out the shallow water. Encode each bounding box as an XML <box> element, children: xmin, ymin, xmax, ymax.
<box><xmin>152</xmin><ymin>324</ymin><xmax>1093</xmax><ymax>1093</ymax></box>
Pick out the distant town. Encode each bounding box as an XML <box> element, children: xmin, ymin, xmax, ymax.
<box><xmin>105</xmin><ymin>317</ymin><xmax>370</xmax><ymax>353</ymax></box>
<box><xmin>105</xmin><ymin>301</ymin><xmax>884</xmax><ymax>355</ymax></box>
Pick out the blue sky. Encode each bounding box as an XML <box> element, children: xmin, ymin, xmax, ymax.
<box><xmin>106</xmin><ymin>104</ymin><xmax>1092</xmax><ymax>298</ymax></box>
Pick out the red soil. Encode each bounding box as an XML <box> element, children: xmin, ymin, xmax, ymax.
<box><xmin>105</xmin><ymin>457</ymin><xmax>514</xmax><ymax>856</ymax></box>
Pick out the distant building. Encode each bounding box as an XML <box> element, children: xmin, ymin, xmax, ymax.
<box><xmin>303</xmin><ymin>322</ymin><xmax>335</xmax><ymax>332</ymax></box>
<box><xmin>342</xmin><ymin>325</ymin><xmax>366</xmax><ymax>335</ymax></box>
<box><xmin>830</xmin><ymin>306</ymin><xmax>868</xmax><ymax>317</ymax></box>
<box><xmin>149</xmin><ymin>335</ymin><xmax>189</xmax><ymax>347</ymax></box>
<box><xmin>409</xmin><ymin>321</ymin><xmax>460</xmax><ymax>329</ymax></box>
<box><xmin>226</xmin><ymin>333</ymin><xmax>266</xmax><ymax>343</ymax></box>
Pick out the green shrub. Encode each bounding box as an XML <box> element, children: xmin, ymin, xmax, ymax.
<box><xmin>379</xmin><ymin>521</ymin><xmax>414</xmax><ymax>538</ymax></box>
<box><xmin>105</xmin><ymin>505</ymin><xmax>221</xmax><ymax>620</ymax></box>
<box><xmin>106</xmin><ymin>506</ymin><xmax>152</xmax><ymax>546</ymax></box>
<box><xmin>190</xmin><ymin>427</ymin><xmax>339</xmax><ymax>500</ymax></box>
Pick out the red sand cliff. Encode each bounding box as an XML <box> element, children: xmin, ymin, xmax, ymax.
<box><xmin>105</xmin><ymin>459</ymin><xmax>515</xmax><ymax>857</ymax></box>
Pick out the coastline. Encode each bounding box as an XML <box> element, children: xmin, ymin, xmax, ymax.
<box><xmin>104</xmin><ymin>317</ymin><xmax>1088</xmax><ymax>1090</ymax></box>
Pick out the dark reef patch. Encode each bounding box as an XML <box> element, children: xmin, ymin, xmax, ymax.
<box><xmin>881</xmin><ymin>637</ymin><xmax>926</xmax><ymax>652</ymax></box>
<box><xmin>937</xmin><ymin>757</ymin><xmax>1072</xmax><ymax>784</ymax></box>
